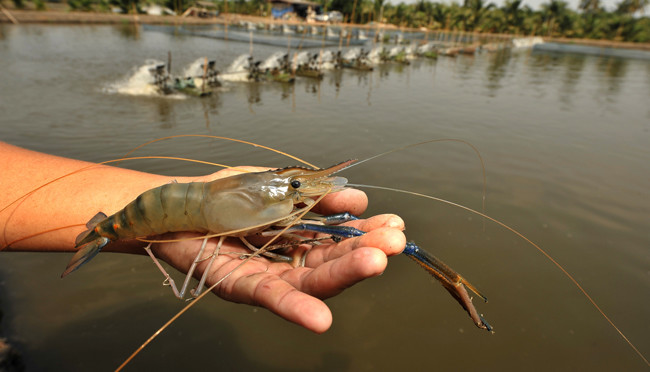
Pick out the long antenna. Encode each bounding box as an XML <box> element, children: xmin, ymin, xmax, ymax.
<box><xmin>346</xmin><ymin>183</ymin><xmax>649</xmax><ymax>368</ymax></box>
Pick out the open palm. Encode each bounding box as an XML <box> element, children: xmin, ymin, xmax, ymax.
<box><xmin>150</xmin><ymin>187</ymin><xmax>406</xmax><ymax>333</ymax></box>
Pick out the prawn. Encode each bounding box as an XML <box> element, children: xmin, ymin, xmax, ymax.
<box><xmin>60</xmin><ymin>156</ymin><xmax>492</xmax><ymax>328</ymax></box>
<box><xmin>1</xmin><ymin>136</ymin><xmax>648</xmax><ymax>370</ymax></box>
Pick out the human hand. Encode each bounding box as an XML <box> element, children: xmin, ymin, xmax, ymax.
<box><xmin>150</xmin><ymin>168</ymin><xmax>406</xmax><ymax>333</ymax></box>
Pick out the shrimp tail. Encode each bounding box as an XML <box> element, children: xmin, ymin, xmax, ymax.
<box><xmin>61</xmin><ymin>212</ymin><xmax>110</xmax><ymax>278</ymax></box>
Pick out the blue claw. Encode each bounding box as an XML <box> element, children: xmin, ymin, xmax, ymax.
<box><xmin>279</xmin><ymin>221</ymin><xmax>493</xmax><ymax>332</ymax></box>
<box><xmin>403</xmin><ymin>242</ymin><xmax>492</xmax><ymax>332</ymax></box>
<box><xmin>320</xmin><ymin>212</ymin><xmax>359</xmax><ymax>225</ymax></box>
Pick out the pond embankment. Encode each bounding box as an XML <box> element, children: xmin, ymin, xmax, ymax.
<box><xmin>2</xmin><ymin>7</ymin><xmax>649</xmax><ymax>52</ymax></box>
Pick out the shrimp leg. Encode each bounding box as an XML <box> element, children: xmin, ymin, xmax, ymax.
<box><xmin>191</xmin><ymin>236</ymin><xmax>225</xmax><ymax>297</ymax></box>
<box><xmin>263</xmin><ymin>221</ymin><xmax>493</xmax><ymax>332</ymax></box>
<box><xmin>144</xmin><ymin>236</ymin><xmax>224</xmax><ymax>299</ymax></box>
<box><xmin>239</xmin><ymin>237</ymin><xmax>294</xmax><ymax>262</ymax></box>
<box><xmin>144</xmin><ymin>243</ymin><xmax>184</xmax><ymax>298</ymax></box>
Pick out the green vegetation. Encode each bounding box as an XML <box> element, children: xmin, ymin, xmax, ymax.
<box><xmin>10</xmin><ymin>0</ymin><xmax>25</xmax><ymax>9</ymax></box>
<box><xmin>68</xmin><ymin>0</ymin><xmax>96</xmax><ymax>11</ymax></box>
<box><xmin>317</xmin><ymin>0</ymin><xmax>650</xmax><ymax>42</ymax></box>
<box><xmin>10</xmin><ymin>0</ymin><xmax>648</xmax><ymax>42</ymax></box>
<box><xmin>33</xmin><ymin>0</ymin><xmax>46</xmax><ymax>10</ymax></box>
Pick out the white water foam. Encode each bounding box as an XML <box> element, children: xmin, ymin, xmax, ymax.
<box><xmin>182</xmin><ymin>57</ymin><xmax>208</xmax><ymax>78</ymax></box>
<box><xmin>103</xmin><ymin>60</ymin><xmax>184</xmax><ymax>98</ymax></box>
<box><xmin>367</xmin><ymin>46</ymin><xmax>382</xmax><ymax>64</ymax></box>
<box><xmin>512</xmin><ymin>37</ymin><xmax>544</xmax><ymax>48</ymax></box>
<box><xmin>260</xmin><ymin>51</ymin><xmax>286</xmax><ymax>70</ymax></box>
<box><xmin>343</xmin><ymin>48</ymin><xmax>360</xmax><ymax>60</ymax></box>
<box><xmin>220</xmin><ymin>54</ymin><xmax>252</xmax><ymax>82</ymax></box>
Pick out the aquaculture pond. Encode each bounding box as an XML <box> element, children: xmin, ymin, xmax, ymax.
<box><xmin>0</xmin><ymin>24</ymin><xmax>649</xmax><ymax>371</ymax></box>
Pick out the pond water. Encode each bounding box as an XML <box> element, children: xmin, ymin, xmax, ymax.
<box><xmin>0</xmin><ymin>24</ymin><xmax>649</xmax><ymax>371</ymax></box>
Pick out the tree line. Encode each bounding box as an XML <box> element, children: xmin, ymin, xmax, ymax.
<box><xmin>9</xmin><ymin>0</ymin><xmax>649</xmax><ymax>42</ymax></box>
<box><xmin>322</xmin><ymin>0</ymin><xmax>649</xmax><ymax>42</ymax></box>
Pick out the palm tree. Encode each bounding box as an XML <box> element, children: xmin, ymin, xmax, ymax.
<box><xmin>579</xmin><ymin>0</ymin><xmax>601</xmax><ymax>13</ymax></box>
<box><xmin>462</xmin><ymin>0</ymin><xmax>496</xmax><ymax>31</ymax></box>
<box><xmin>522</xmin><ymin>7</ymin><xmax>544</xmax><ymax>35</ymax></box>
<box><xmin>358</xmin><ymin>0</ymin><xmax>374</xmax><ymax>23</ymax></box>
<box><xmin>616</xmin><ymin>0</ymin><xmax>648</xmax><ymax>14</ymax></box>
<box><xmin>502</xmin><ymin>0</ymin><xmax>525</xmax><ymax>33</ymax></box>
<box><xmin>447</xmin><ymin>3</ymin><xmax>466</xmax><ymax>30</ymax></box>
<box><xmin>415</xmin><ymin>0</ymin><xmax>435</xmax><ymax>27</ymax></box>
<box><xmin>540</xmin><ymin>0</ymin><xmax>572</xmax><ymax>36</ymax></box>
<box><xmin>587</xmin><ymin>13</ymin><xmax>613</xmax><ymax>38</ymax></box>
<box><xmin>629</xmin><ymin>17</ymin><xmax>650</xmax><ymax>41</ymax></box>
<box><xmin>315</xmin><ymin>0</ymin><xmax>331</xmax><ymax>12</ymax></box>
<box><xmin>302</xmin><ymin>0</ymin><xmax>648</xmax><ymax>42</ymax></box>
<box><xmin>373</xmin><ymin>0</ymin><xmax>385</xmax><ymax>22</ymax></box>
<box><xmin>481</xmin><ymin>8</ymin><xmax>508</xmax><ymax>32</ymax></box>
<box><xmin>429</xmin><ymin>3</ymin><xmax>450</xmax><ymax>29</ymax></box>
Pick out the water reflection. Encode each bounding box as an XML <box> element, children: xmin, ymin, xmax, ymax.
<box><xmin>327</xmin><ymin>69</ymin><xmax>343</xmax><ymax>95</ymax></box>
<box><xmin>596</xmin><ymin>57</ymin><xmax>628</xmax><ymax>97</ymax></box>
<box><xmin>485</xmin><ymin>49</ymin><xmax>512</xmax><ymax>96</ymax></box>
<box><xmin>378</xmin><ymin>63</ymin><xmax>391</xmax><ymax>79</ymax></box>
<box><xmin>279</xmin><ymin>82</ymin><xmax>293</xmax><ymax>100</ymax></box>
<box><xmin>155</xmin><ymin>99</ymin><xmax>175</xmax><ymax>128</ymax></box>
<box><xmin>128</xmin><ymin>93</ymin><xmax>224</xmax><ymax>129</ymax></box>
<box><xmin>2</xmin><ymin>26</ymin><xmax>650</xmax><ymax>371</ymax></box>
<box><xmin>201</xmin><ymin>93</ymin><xmax>221</xmax><ymax>115</ymax></box>
<box><xmin>392</xmin><ymin>62</ymin><xmax>408</xmax><ymax>75</ymax></box>
<box><xmin>246</xmin><ymin>83</ymin><xmax>262</xmax><ymax>107</ymax></box>
<box><xmin>350</xmin><ymin>70</ymin><xmax>371</xmax><ymax>87</ymax></box>
<box><xmin>559</xmin><ymin>54</ymin><xmax>587</xmax><ymax>109</ymax></box>
<box><xmin>233</xmin><ymin>67</ymin><xmax>398</xmax><ymax>109</ymax></box>
<box><xmin>302</xmin><ymin>79</ymin><xmax>322</xmax><ymax>96</ymax></box>
<box><xmin>455</xmin><ymin>55</ymin><xmax>477</xmax><ymax>79</ymax></box>
<box><xmin>409</xmin><ymin>58</ymin><xmax>431</xmax><ymax>72</ymax></box>
<box><xmin>115</xmin><ymin>22</ymin><xmax>141</xmax><ymax>40</ymax></box>
<box><xmin>526</xmin><ymin>53</ymin><xmax>563</xmax><ymax>99</ymax></box>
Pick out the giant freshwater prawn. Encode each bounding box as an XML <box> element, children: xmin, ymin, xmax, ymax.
<box><xmin>1</xmin><ymin>135</ymin><xmax>648</xmax><ymax>370</ymax></box>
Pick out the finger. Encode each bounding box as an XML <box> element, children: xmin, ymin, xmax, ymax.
<box><xmin>302</xmin><ymin>214</ymin><xmax>405</xmax><ymax>266</ymax></box>
<box><xmin>282</xmin><ymin>247</ymin><xmax>388</xmax><ymax>299</ymax></box>
<box><xmin>305</xmin><ymin>227</ymin><xmax>405</xmax><ymax>267</ymax></box>
<box><xmin>312</xmin><ymin>188</ymin><xmax>368</xmax><ymax>216</ymax></box>
<box><xmin>344</xmin><ymin>213</ymin><xmax>405</xmax><ymax>232</ymax></box>
<box><xmin>221</xmin><ymin>268</ymin><xmax>333</xmax><ymax>333</ymax></box>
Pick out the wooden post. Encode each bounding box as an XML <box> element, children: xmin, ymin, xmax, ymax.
<box><xmin>350</xmin><ymin>0</ymin><xmax>358</xmax><ymax>25</ymax></box>
<box><xmin>167</xmin><ymin>51</ymin><xmax>172</xmax><ymax>75</ymax></box>
<box><xmin>0</xmin><ymin>4</ymin><xmax>19</xmax><ymax>24</ymax></box>
<box><xmin>202</xmin><ymin>57</ymin><xmax>208</xmax><ymax>93</ymax></box>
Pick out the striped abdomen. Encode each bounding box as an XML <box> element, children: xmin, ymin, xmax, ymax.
<box><xmin>94</xmin><ymin>182</ymin><xmax>210</xmax><ymax>241</ymax></box>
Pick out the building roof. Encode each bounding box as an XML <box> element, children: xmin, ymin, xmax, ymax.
<box><xmin>268</xmin><ymin>0</ymin><xmax>320</xmax><ymax>6</ymax></box>
<box><xmin>196</xmin><ymin>1</ymin><xmax>217</xmax><ymax>8</ymax></box>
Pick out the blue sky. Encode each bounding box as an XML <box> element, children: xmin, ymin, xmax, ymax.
<box><xmin>386</xmin><ymin>0</ymin><xmax>627</xmax><ymax>12</ymax></box>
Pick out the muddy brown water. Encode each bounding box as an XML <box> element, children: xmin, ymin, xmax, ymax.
<box><xmin>0</xmin><ymin>24</ymin><xmax>649</xmax><ymax>370</ymax></box>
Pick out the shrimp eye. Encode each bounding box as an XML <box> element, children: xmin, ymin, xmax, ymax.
<box><xmin>291</xmin><ymin>180</ymin><xmax>301</xmax><ymax>189</ymax></box>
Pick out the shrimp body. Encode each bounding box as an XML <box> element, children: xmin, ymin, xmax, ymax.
<box><xmin>61</xmin><ymin>157</ymin><xmax>492</xmax><ymax>334</ymax></box>
<box><xmin>62</xmin><ymin>161</ymin><xmax>352</xmax><ymax>277</ymax></box>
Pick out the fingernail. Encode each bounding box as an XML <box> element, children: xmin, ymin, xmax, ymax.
<box><xmin>386</xmin><ymin>215</ymin><xmax>404</xmax><ymax>229</ymax></box>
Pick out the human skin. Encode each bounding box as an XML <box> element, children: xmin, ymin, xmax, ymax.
<box><xmin>0</xmin><ymin>141</ymin><xmax>406</xmax><ymax>332</ymax></box>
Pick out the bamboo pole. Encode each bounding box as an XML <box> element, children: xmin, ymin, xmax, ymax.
<box><xmin>0</xmin><ymin>4</ymin><xmax>18</xmax><ymax>24</ymax></box>
<box><xmin>201</xmin><ymin>57</ymin><xmax>208</xmax><ymax>93</ymax></box>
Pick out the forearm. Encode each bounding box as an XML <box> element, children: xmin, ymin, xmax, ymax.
<box><xmin>0</xmin><ymin>142</ymin><xmax>367</xmax><ymax>258</ymax></box>
<box><xmin>0</xmin><ymin>142</ymin><xmax>175</xmax><ymax>252</ymax></box>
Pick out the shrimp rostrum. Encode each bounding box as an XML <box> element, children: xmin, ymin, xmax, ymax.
<box><xmin>62</xmin><ymin>159</ymin><xmax>492</xmax><ymax>332</ymax></box>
